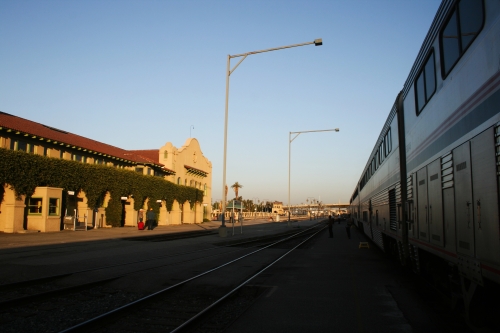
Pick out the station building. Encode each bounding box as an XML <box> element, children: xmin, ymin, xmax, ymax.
<box><xmin>0</xmin><ymin>111</ymin><xmax>212</xmax><ymax>233</ymax></box>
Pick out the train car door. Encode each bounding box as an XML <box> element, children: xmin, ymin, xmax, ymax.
<box><xmin>453</xmin><ymin>142</ymin><xmax>474</xmax><ymax>257</ymax></box>
<box><xmin>416</xmin><ymin>167</ymin><xmax>430</xmax><ymax>242</ymax></box>
<box><xmin>427</xmin><ymin>159</ymin><xmax>444</xmax><ymax>247</ymax></box>
<box><xmin>471</xmin><ymin>127</ymin><xmax>500</xmax><ymax>264</ymax></box>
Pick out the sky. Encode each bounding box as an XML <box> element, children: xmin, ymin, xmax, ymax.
<box><xmin>0</xmin><ymin>0</ymin><xmax>442</xmax><ymax>206</ymax></box>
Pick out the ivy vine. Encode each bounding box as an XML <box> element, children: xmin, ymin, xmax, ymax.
<box><xmin>0</xmin><ymin>149</ymin><xmax>204</xmax><ymax>226</ymax></box>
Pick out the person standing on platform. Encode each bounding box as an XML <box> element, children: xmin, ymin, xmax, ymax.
<box><xmin>328</xmin><ymin>215</ymin><xmax>333</xmax><ymax>238</ymax></box>
<box><xmin>146</xmin><ymin>207</ymin><xmax>156</xmax><ymax>230</ymax></box>
<box><xmin>345</xmin><ymin>217</ymin><xmax>352</xmax><ymax>239</ymax></box>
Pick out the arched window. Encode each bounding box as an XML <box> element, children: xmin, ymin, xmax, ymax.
<box><xmin>190</xmin><ymin>180</ymin><xmax>194</xmax><ymax>187</ymax></box>
<box><xmin>204</xmin><ymin>184</ymin><xmax>207</xmax><ymax>196</ymax></box>
<box><xmin>177</xmin><ymin>177</ymin><xmax>181</xmax><ymax>185</ymax></box>
<box><xmin>164</xmin><ymin>150</ymin><xmax>168</xmax><ymax>159</ymax></box>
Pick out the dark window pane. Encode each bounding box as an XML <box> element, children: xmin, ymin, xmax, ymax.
<box><xmin>459</xmin><ymin>0</ymin><xmax>483</xmax><ymax>50</ymax></box>
<box><xmin>441</xmin><ymin>11</ymin><xmax>460</xmax><ymax>75</ymax></box>
<box><xmin>416</xmin><ymin>72</ymin><xmax>426</xmax><ymax>113</ymax></box>
<box><xmin>17</xmin><ymin>141</ymin><xmax>27</xmax><ymax>152</ymax></box>
<box><xmin>387</xmin><ymin>129</ymin><xmax>392</xmax><ymax>153</ymax></box>
<box><xmin>424</xmin><ymin>52</ymin><xmax>436</xmax><ymax>100</ymax></box>
<box><xmin>28</xmin><ymin>198</ymin><xmax>43</xmax><ymax>214</ymax></box>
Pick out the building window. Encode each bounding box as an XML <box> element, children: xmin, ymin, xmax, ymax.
<box><xmin>49</xmin><ymin>198</ymin><xmax>60</xmax><ymax>216</ymax></box>
<box><xmin>204</xmin><ymin>184</ymin><xmax>207</xmax><ymax>196</ymax></box>
<box><xmin>164</xmin><ymin>150</ymin><xmax>168</xmax><ymax>159</ymax></box>
<box><xmin>28</xmin><ymin>197</ymin><xmax>43</xmax><ymax>214</ymax></box>
<box><xmin>440</xmin><ymin>0</ymin><xmax>484</xmax><ymax>77</ymax></box>
<box><xmin>177</xmin><ymin>177</ymin><xmax>181</xmax><ymax>185</ymax></box>
<box><xmin>135</xmin><ymin>167</ymin><xmax>143</xmax><ymax>174</ymax></box>
<box><xmin>12</xmin><ymin>140</ymin><xmax>34</xmax><ymax>153</ymax></box>
<box><xmin>72</xmin><ymin>153</ymin><xmax>86</xmax><ymax>163</ymax></box>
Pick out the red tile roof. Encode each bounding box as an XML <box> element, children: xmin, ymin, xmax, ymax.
<box><xmin>129</xmin><ymin>150</ymin><xmax>159</xmax><ymax>163</ymax></box>
<box><xmin>0</xmin><ymin>111</ymin><xmax>164</xmax><ymax>167</ymax></box>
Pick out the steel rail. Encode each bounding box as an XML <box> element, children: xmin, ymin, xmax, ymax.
<box><xmin>170</xmin><ymin>225</ymin><xmax>327</xmax><ymax>332</ymax></box>
<box><xmin>2</xmin><ymin>227</ymin><xmax>321</xmax><ymax>309</ymax></box>
<box><xmin>58</xmin><ymin>223</ymin><xmax>323</xmax><ymax>333</ymax></box>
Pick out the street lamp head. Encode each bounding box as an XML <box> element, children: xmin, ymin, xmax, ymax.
<box><xmin>314</xmin><ymin>39</ymin><xmax>323</xmax><ymax>46</ymax></box>
<box><xmin>334</xmin><ymin>128</ymin><xmax>339</xmax><ymax>132</ymax></box>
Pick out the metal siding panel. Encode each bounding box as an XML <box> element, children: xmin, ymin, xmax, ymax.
<box><xmin>417</xmin><ymin>167</ymin><xmax>429</xmax><ymax>242</ymax></box>
<box><xmin>428</xmin><ymin>159</ymin><xmax>444</xmax><ymax>246</ymax></box>
<box><xmin>453</xmin><ymin>142</ymin><xmax>475</xmax><ymax>257</ymax></box>
<box><xmin>471</xmin><ymin>127</ymin><xmax>500</xmax><ymax>265</ymax></box>
<box><xmin>443</xmin><ymin>187</ymin><xmax>456</xmax><ymax>253</ymax></box>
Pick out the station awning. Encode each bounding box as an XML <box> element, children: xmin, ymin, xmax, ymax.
<box><xmin>226</xmin><ymin>200</ymin><xmax>244</xmax><ymax>210</ymax></box>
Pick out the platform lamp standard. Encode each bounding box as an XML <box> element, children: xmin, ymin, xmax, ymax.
<box><xmin>252</xmin><ymin>197</ymin><xmax>260</xmax><ymax>220</ymax></box>
<box><xmin>220</xmin><ymin>39</ymin><xmax>323</xmax><ymax>237</ymax></box>
<box><xmin>288</xmin><ymin>128</ymin><xmax>339</xmax><ymax>227</ymax></box>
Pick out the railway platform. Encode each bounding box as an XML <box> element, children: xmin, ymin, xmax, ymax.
<box><xmin>225</xmin><ymin>220</ymin><xmax>470</xmax><ymax>333</ymax></box>
<box><xmin>0</xmin><ymin>216</ymin><xmax>317</xmax><ymax>250</ymax></box>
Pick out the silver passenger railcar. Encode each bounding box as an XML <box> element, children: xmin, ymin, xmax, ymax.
<box><xmin>349</xmin><ymin>0</ymin><xmax>500</xmax><ymax>328</ymax></box>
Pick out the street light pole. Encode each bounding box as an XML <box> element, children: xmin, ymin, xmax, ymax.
<box><xmin>221</xmin><ymin>39</ymin><xmax>323</xmax><ymax>236</ymax></box>
<box><xmin>288</xmin><ymin>128</ymin><xmax>339</xmax><ymax>227</ymax></box>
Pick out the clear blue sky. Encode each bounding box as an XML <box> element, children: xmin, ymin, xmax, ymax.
<box><xmin>0</xmin><ymin>0</ymin><xmax>441</xmax><ymax>206</ymax></box>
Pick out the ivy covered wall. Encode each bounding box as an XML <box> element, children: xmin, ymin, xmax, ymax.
<box><xmin>0</xmin><ymin>149</ymin><xmax>203</xmax><ymax>226</ymax></box>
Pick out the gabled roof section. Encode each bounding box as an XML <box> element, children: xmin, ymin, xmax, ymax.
<box><xmin>0</xmin><ymin>111</ymin><xmax>164</xmax><ymax>168</ymax></box>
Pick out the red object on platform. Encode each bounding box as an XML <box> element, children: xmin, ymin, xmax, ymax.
<box><xmin>138</xmin><ymin>221</ymin><xmax>145</xmax><ymax>230</ymax></box>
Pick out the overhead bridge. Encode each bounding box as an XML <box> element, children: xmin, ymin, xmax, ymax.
<box><xmin>283</xmin><ymin>203</ymin><xmax>350</xmax><ymax>212</ymax></box>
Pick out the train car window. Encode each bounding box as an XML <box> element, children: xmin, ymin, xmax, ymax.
<box><xmin>415</xmin><ymin>51</ymin><xmax>436</xmax><ymax>114</ymax></box>
<box><xmin>440</xmin><ymin>0</ymin><xmax>484</xmax><ymax>77</ymax></box>
<box><xmin>441</xmin><ymin>11</ymin><xmax>460</xmax><ymax>76</ymax></box>
<box><xmin>384</xmin><ymin>129</ymin><xmax>392</xmax><ymax>156</ymax></box>
<box><xmin>459</xmin><ymin>0</ymin><xmax>484</xmax><ymax>51</ymax></box>
<box><xmin>424</xmin><ymin>54</ymin><xmax>436</xmax><ymax>99</ymax></box>
<box><xmin>379</xmin><ymin>142</ymin><xmax>385</xmax><ymax>164</ymax></box>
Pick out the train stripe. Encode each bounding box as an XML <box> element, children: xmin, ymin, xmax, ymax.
<box><xmin>407</xmin><ymin>73</ymin><xmax>500</xmax><ymax>172</ymax></box>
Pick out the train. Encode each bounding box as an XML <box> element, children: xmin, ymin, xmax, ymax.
<box><xmin>349</xmin><ymin>0</ymin><xmax>500</xmax><ymax>329</ymax></box>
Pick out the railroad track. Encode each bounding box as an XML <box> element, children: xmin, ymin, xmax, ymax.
<box><xmin>0</xmin><ymin>223</ymin><xmax>326</xmax><ymax>333</ymax></box>
<box><xmin>59</xmin><ymin>224</ymin><xmax>325</xmax><ymax>333</ymax></box>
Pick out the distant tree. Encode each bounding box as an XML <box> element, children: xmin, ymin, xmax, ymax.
<box><xmin>231</xmin><ymin>182</ymin><xmax>243</xmax><ymax>199</ymax></box>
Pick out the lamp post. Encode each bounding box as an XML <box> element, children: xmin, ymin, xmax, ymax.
<box><xmin>288</xmin><ymin>128</ymin><xmax>339</xmax><ymax>227</ymax></box>
<box><xmin>252</xmin><ymin>197</ymin><xmax>259</xmax><ymax>219</ymax></box>
<box><xmin>306</xmin><ymin>197</ymin><xmax>316</xmax><ymax>222</ymax></box>
<box><xmin>221</xmin><ymin>39</ymin><xmax>323</xmax><ymax>236</ymax></box>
